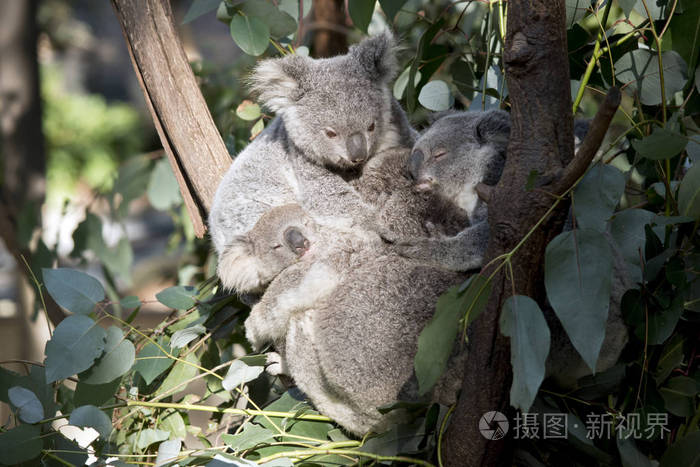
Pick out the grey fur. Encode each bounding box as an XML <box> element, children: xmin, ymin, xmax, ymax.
<box><xmin>406</xmin><ymin>110</ymin><xmax>630</xmax><ymax>385</ymax></box>
<box><xmin>209</xmin><ymin>33</ymin><xmax>415</xmax><ymax>292</ymax></box>
<box><xmin>239</xmin><ymin>204</ymin><xmax>467</xmax><ymax>434</ymax></box>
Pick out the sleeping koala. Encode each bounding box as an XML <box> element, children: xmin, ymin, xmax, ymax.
<box><xmin>405</xmin><ymin>110</ymin><xmax>631</xmax><ymax>385</ymax></box>
<box><xmin>237</xmin><ymin>204</ymin><xmax>468</xmax><ymax>435</ymax></box>
<box><xmin>209</xmin><ymin>32</ymin><xmax>415</xmax><ymax>292</ymax></box>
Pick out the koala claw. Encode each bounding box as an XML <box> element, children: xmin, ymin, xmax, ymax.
<box><xmin>265</xmin><ymin>352</ymin><xmax>288</xmax><ymax>376</ymax></box>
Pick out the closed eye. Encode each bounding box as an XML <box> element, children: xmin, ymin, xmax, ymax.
<box><xmin>433</xmin><ymin>150</ymin><xmax>448</xmax><ymax>160</ymax></box>
<box><xmin>325</xmin><ymin>127</ymin><xmax>338</xmax><ymax>138</ymax></box>
<box><xmin>272</xmin><ymin>244</ymin><xmax>283</xmax><ymax>250</ymax></box>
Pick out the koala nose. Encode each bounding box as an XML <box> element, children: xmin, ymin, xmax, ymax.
<box><xmin>346</xmin><ymin>132</ymin><xmax>367</xmax><ymax>163</ymax></box>
<box><xmin>284</xmin><ymin>227</ymin><xmax>310</xmax><ymax>256</ymax></box>
<box><xmin>408</xmin><ymin>149</ymin><xmax>424</xmax><ymax>180</ymax></box>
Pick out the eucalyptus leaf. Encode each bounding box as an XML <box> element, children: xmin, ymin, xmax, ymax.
<box><xmin>0</xmin><ymin>424</ymin><xmax>42</xmax><ymax>464</ymax></box>
<box><xmin>415</xmin><ymin>275</ymin><xmax>491</xmax><ymax>395</ymax></box>
<box><xmin>156</xmin><ymin>285</ymin><xmax>198</xmax><ymax>310</ymax></box>
<box><xmin>120</xmin><ymin>295</ymin><xmax>141</xmax><ymax>309</ymax></box>
<box><xmin>418</xmin><ymin>80</ymin><xmax>454</xmax><ymax>111</ymax></box>
<box><xmin>70</xmin><ymin>404</ymin><xmax>113</xmax><ymax>439</ymax></box>
<box><xmin>156</xmin><ymin>439</ymin><xmax>182</xmax><ymax>466</ymax></box>
<box><xmin>222</xmin><ymin>360</ymin><xmax>264</xmax><ymax>391</ymax></box>
<box><xmin>678</xmin><ymin>163</ymin><xmax>700</xmax><ymax>219</ymax></box>
<box><xmin>171</xmin><ymin>324</ymin><xmax>206</xmax><ymax>349</ymax></box>
<box><xmin>632</xmin><ymin>127</ymin><xmax>688</xmax><ymax>160</ymax></box>
<box><xmin>74</xmin><ymin>378</ymin><xmax>122</xmax><ymax>407</ymax></box>
<box><xmin>155</xmin><ymin>352</ymin><xmax>199</xmax><ymax>396</ymax></box>
<box><xmin>379</xmin><ymin>0</ymin><xmax>407</xmax><ymax>21</ymax></box>
<box><xmin>183</xmin><ymin>0</ymin><xmax>222</xmax><ymax>24</ymax></box>
<box><xmin>660</xmin><ymin>430</ymin><xmax>700</xmax><ymax>467</ymax></box>
<box><xmin>134</xmin><ymin>428</ymin><xmax>171</xmax><ymax>450</ymax></box>
<box><xmin>230</xmin><ymin>14</ymin><xmax>270</xmax><ymax>56</ymax></box>
<box><xmin>221</xmin><ymin>423</ymin><xmax>275</xmax><ymax>452</ymax></box>
<box><xmin>148</xmin><ymin>158</ymin><xmax>183</xmax><ymax>211</ymax></box>
<box><xmin>617</xmin><ymin>437</ymin><xmax>653</xmax><ymax>467</ymax></box>
<box><xmin>236</xmin><ymin>100</ymin><xmax>261</xmax><ymax>121</ymax></box>
<box><xmin>8</xmin><ymin>386</ymin><xmax>44</xmax><ymax>423</ymax></box>
<box><xmin>660</xmin><ymin>376</ymin><xmax>698</xmax><ymax>417</ymax></box>
<box><xmin>573</xmin><ymin>164</ymin><xmax>625</xmax><ymax>232</ymax></box>
<box><xmin>500</xmin><ymin>295</ymin><xmax>550</xmax><ymax>412</ymax></box>
<box><xmin>44</xmin><ymin>314</ymin><xmax>107</xmax><ymax>383</ymax></box>
<box><xmin>43</xmin><ymin>268</ymin><xmax>105</xmax><ymax>315</ymax></box>
<box><xmin>80</xmin><ymin>326</ymin><xmax>135</xmax><ymax>384</ymax></box>
<box><xmin>545</xmin><ymin>229</ymin><xmax>612</xmax><ymax>372</ymax></box>
<box><xmin>615</xmin><ymin>49</ymin><xmax>688</xmax><ymax>106</ymax></box>
<box><xmin>566</xmin><ymin>0</ymin><xmax>590</xmax><ymax>28</ymax></box>
<box><xmin>133</xmin><ymin>338</ymin><xmax>177</xmax><ymax>385</ymax></box>
<box><xmin>393</xmin><ymin>67</ymin><xmax>421</xmax><ymax>100</ymax></box>
<box><xmin>238</xmin><ymin>0</ymin><xmax>297</xmax><ymax>39</ymax></box>
<box><xmin>610</xmin><ymin>208</ymin><xmax>655</xmax><ymax>283</ymax></box>
<box><xmin>348</xmin><ymin>0</ymin><xmax>376</xmax><ymax>33</ymax></box>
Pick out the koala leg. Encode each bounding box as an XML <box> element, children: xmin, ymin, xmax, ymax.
<box><xmin>393</xmin><ymin>221</ymin><xmax>489</xmax><ymax>272</ymax></box>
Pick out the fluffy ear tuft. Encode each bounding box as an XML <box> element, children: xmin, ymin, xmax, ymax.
<box><xmin>349</xmin><ymin>31</ymin><xmax>399</xmax><ymax>83</ymax></box>
<box><xmin>217</xmin><ymin>236</ymin><xmax>265</xmax><ymax>293</ymax></box>
<box><xmin>476</xmin><ymin>110</ymin><xmax>511</xmax><ymax>147</ymax></box>
<box><xmin>248</xmin><ymin>56</ymin><xmax>310</xmax><ymax>112</ymax></box>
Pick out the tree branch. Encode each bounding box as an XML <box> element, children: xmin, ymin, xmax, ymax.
<box><xmin>111</xmin><ymin>0</ymin><xmax>232</xmax><ymax>237</ymax></box>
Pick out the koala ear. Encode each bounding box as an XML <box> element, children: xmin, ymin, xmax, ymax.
<box><xmin>248</xmin><ymin>55</ymin><xmax>310</xmax><ymax>112</ymax></box>
<box><xmin>475</xmin><ymin>110</ymin><xmax>511</xmax><ymax>148</ymax></box>
<box><xmin>349</xmin><ymin>31</ymin><xmax>398</xmax><ymax>83</ymax></box>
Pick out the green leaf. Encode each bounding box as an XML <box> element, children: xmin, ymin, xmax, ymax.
<box><xmin>573</xmin><ymin>164</ymin><xmax>625</xmax><ymax>232</ymax></box>
<box><xmin>238</xmin><ymin>0</ymin><xmax>297</xmax><ymax>39</ymax></box>
<box><xmin>632</xmin><ymin>127</ymin><xmax>688</xmax><ymax>160</ymax></box>
<box><xmin>617</xmin><ymin>437</ymin><xmax>653</xmax><ymax>467</ymax></box>
<box><xmin>222</xmin><ymin>423</ymin><xmax>275</xmax><ymax>452</ymax></box>
<box><xmin>499</xmin><ymin>295</ymin><xmax>550</xmax><ymax>412</ymax></box>
<box><xmin>8</xmin><ymin>386</ymin><xmax>44</xmax><ymax>423</ymax></box>
<box><xmin>393</xmin><ymin>67</ymin><xmax>421</xmax><ymax>100</ymax></box>
<box><xmin>51</xmin><ymin>435</ymin><xmax>89</xmax><ymax>467</ymax></box>
<box><xmin>148</xmin><ymin>158</ymin><xmax>183</xmax><ymax>211</ymax></box>
<box><xmin>250</xmin><ymin>118</ymin><xmax>265</xmax><ymax>139</ymax></box>
<box><xmin>415</xmin><ymin>275</ymin><xmax>491</xmax><ymax>395</ymax></box>
<box><xmin>349</xmin><ymin>0</ymin><xmax>376</xmax><ymax>33</ymax></box>
<box><xmin>155</xmin><ymin>352</ymin><xmax>199</xmax><ymax>396</ymax></box>
<box><xmin>44</xmin><ymin>315</ymin><xmax>107</xmax><ymax>383</ymax></box>
<box><xmin>70</xmin><ymin>404</ymin><xmax>113</xmax><ymax>439</ymax></box>
<box><xmin>565</xmin><ymin>0</ymin><xmax>590</xmax><ymax>28</ymax></box>
<box><xmin>171</xmin><ymin>324</ymin><xmax>206</xmax><ymax>349</ymax></box>
<box><xmin>183</xmin><ymin>0</ymin><xmax>222</xmax><ymax>24</ymax></box>
<box><xmin>406</xmin><ymin>18</ymin><xmax>445</xmax><ymax>113</ymax></box>
<box><xmin>230</xmin><ymin>14</ymin><xmax>270</xmax><ymax>56</ymax></box>
<box><xmin>133</xmin><ymin>338</ymin><xmax>177</xmax><ymax>385</ymax></box>
<box><xmin>660</xmin><ymin>375</ymin><xmax>698</xmax><ymax>417</ymax></box>
<box><xmin>120</xmin><ymin>295</ymin><xmax>141</xmax><ymax>309</ymax></box>
<box><xmin>236</xmin><ymin>100</ymin><xmax>261</xmax><ymax>121</ymax></box>
<box><xmin>379</xmin><ymin>0</ymin><xmax>406</xmax><ymax>21</ymax></box>
<box><xmin>74</xmin><ymin>378</ymin><xmax>122</xmax><ymax>407</ymax></box>
<box><xmin>156</xmin><ymin>285</ymin><xmax>198</xmax><ymax>310</ymax></box>
<box><xmin>222</xmin><ymin>360</ymin><xmax>264</xmax><ymax>391</ymax></box>
<box><xmin>156</xmin><ymin>439</ymin><xmax>182</xmax><ymax>466</ymax></box>
<box><xmin>610</xmin><ymin>208</ymin><xmax>655</xmax><ymax>283</ymax></box>
<box><xmin>160</xmin><ymin>409</ymin><xmax>188</xmax><ymax>439</ymax></box>
<box><xmin>545</xmin><ymin>229</ymin><xmax>612</xmax><ymax>372</ymax></box>
<box><xmin>0</xmin><ymin>424</ymin><xmax>42</xmax><ymax>464</ymax></box>
<box><xmin>615</xmin><ymin>49</ymin><xmax>688</xmax><ymax>106</ymax></box>
<box><xmin>418</xmin><ymin>80</ymin><xmax>454</xmax><ymax>111</ymax></box>
<box><xmin>80</xmin><ymin>326</ymin><xmax>135</xmax><ymax>384</ymax></box>
<box><xmin>618</xmin><ymin>0</ymin><xmax>636</xmax><ymax>17</ymax></box>
<box><xmin>678</xmin><ymin>163</ymin><xmax>700</xmax><ymax>219</ymax></box>
<box><xmin>661</xmin><ymin>430</ymin><xmax>700</xmax><ymax>467</ymax></box>
<box><xmin>654</xmin><ymin>334</ymin><xmax>684</xmax><ymax>384</ymax></box>
<box><xmin>133</xmin><ymin>428</ymin><xmax>171</xmax><ymax>450</ymax></box>
<box><xmin>43</xmin><ymin>268</ymin><xmax>105</xmax><ymax>315</ymax></box>
<box><xmin>111</xmin><ymin>157</ymin><xmax>152</xmax><ymax>218</ymax></box>
<box><xmin>360</xmin><ymin>421</ymin><xmax>425</xmax><ymax>456</ymax></box>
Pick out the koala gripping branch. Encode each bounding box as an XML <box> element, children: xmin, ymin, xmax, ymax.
<box><xmin>111</xmin><ymin>0</ymin><xmax>232</xmax><ymax>237</ymax></box>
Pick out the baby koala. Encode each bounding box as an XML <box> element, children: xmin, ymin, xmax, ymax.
<box><xmin>237</xmin><ymin>204</ymin><xmax>468</xmax><ymax>435</ymax></box>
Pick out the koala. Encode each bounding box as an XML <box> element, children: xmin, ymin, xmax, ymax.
<box><xmin>209</xmin><ymin>32</ymin><xmax>415</xmax><ymax>292</ymax></box>
<box><xmin>237</xmin><ymin>204</ymin><xmax>468</xmax><ymax>434</ymax></box>
<box><xmin>405</xmin><ymin>110</ymin><xmax>631</xmax><ymax>386</ymax></box>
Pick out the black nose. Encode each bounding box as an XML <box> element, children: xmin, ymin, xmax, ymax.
<box><xmin>408</xmin><ymin>149</ymin><xmax>424</xmax><ymax>180</ymax></box>
<box><xmin>346</xmin><ymin>132</ymin><xmax>367</xmax><ymax>163</ymax></box>
<box><xmin>284</xmin><ymin>227</ymin><xmax>310</xmax><ymax>256</ymax></box>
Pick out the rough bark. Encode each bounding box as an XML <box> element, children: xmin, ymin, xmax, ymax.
<box><xmin>111</xmin><ymin>0</ymin><xmax>232</xmax><ymax>237</ymax></box>
<box><xmin>442</xmin><ymin>2</ymin><xmax>618</xmax><ymax>465</ymax></box>
<box><xmin>0</xmin><ymin>0</ymin><xmax>67</xmax><ymax>327</ymax></box>
<box><xmin>312</xmin><ymin>0</ymin><xmax>348</xmax><ymax>57</ymax></box>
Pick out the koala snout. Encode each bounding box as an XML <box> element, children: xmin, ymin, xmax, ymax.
<box><xmin>346</xmin><ymin>132</ymin><xmax>368</xmax><ymax>163</ymax></box>
<box><xmin>414</xmin><ymin>176</ymin><xmax>435</xmax><ymax>193</ymax></box>
<box><xmin>408</xmin><ymin>149</ymin><xmax>424</xmax><ymax>180</ymax></box>
<box><xmin>284</xmin><ymin>227</ymin><xmax>311</xmax><ymax>256</ymax></box>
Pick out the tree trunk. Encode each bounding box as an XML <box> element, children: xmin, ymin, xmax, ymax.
<box><xmin>111</xmin><ymin>0</ymin><xmax>232</xmax><ymax>238</ymax></box>
<box><xmin>312</xmin><ymin>0</ymin><xmax>348</xmax><ymax>57</ymax></box>
<box><xmin>443</xmin><ymin>1</ymin><xmax>618</xmax><ymax>465</ymax></box>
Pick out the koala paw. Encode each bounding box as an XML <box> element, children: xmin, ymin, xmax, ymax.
<box><xmin>265</xmin><ymin>352</ymin><xmax>288</xmax><ymax>376</ymax></box>
<box><xmin>393</xmin><ymin>237</ymin><xmax>432</xmax><ymax>261</ymax></box>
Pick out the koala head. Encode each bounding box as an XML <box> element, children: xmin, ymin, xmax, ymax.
<box><xmin>217</xmin><ymin>204</ymin><xmax>317</xmax><ymax>293</ymax></box>
<box><xmin>408</xmin><ymin>110</ymin><xmax>510</xmax><ymax>219</ymax></box>
<box><xmin>249</xmin><ymin>33</ymin><xmax>399</xmax><ymax>170</ymax></box>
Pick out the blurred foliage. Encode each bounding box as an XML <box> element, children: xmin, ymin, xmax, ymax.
<box><xmin>2</xmin><ymin>1</ymin><xmax>699</xmax><ymax>466</ymax></box>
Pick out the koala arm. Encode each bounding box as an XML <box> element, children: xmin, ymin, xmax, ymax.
<box><xmin>392</xmin><ymin>221</ymin><xmax>489</xmax><ymax>272</ymax></box>
<box><xmin>244</xmin><ymin>260</ymin><xmax>341</xmax><ymax>350</ymax></box>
